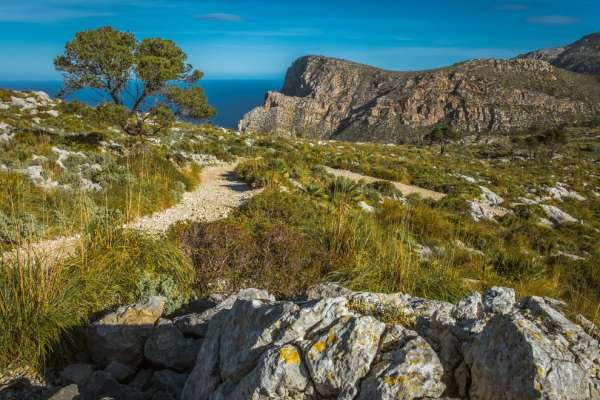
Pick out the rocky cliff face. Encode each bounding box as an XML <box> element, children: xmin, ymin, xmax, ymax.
<box><xmin>518</xmin><ymin>32</ymin><xmax>600</xmax><ymax>76</ymax></box>
<box><xmin>239</xmin><ymin>55</ymin><xmax>600</xmax><ymax>143</ymax></box>
<box><xmin>36</xmin><ymin>285</ymin><xmax>600</xmax><ymax>400</ymax></box>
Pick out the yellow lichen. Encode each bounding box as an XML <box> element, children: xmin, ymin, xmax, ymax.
<box><xmin>279</xmin><ymin>346</ymin><xmax>301</xmax><ymax>365</ymax></box>
<box><xmin>312</xmin><ymin>341</ymin><xmax>327</xmax><ymax>353</ymax></box>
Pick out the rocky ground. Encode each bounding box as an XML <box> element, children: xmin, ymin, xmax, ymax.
<box><xmin>3</xmin><ymin>163</ymin><xmax>261</xmax><ymax>263</ymax></box>
<box><xmin>3</xmin><ymin>284</ymin><xmax>598</xmax><ymax>400</ymax></box>
<box><xmin>125</xmin><ymin>163</ymin><xmax>261</xmax><ymax>234</ymax></box>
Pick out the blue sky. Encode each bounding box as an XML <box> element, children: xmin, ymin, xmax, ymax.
<box><xmin>0</xmin><ymin>0</ymin><xmax>598</xmax><ymax>80</ymax></box>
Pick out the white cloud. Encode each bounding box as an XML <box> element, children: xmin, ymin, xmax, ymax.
<box><xmin>196</xmin><ymin>13</ymin><xmax>244</xmax><ymax>22</ymax></box>
<box><xmin>0</xmin><ymin>4</ymin><xmax>112</xmax><ymax>22</ymax></box>
<box><xmin>527</xmin><ymin>16</ymin><xmax>578</xmax><ymax>25</ymax></box>
<box><xmin>496</xmin><ymin>3</ymin><xmax>529</xmax><ymax>11</ymax></box>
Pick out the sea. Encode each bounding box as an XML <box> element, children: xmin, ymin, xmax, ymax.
<box><xmin>0</xmin><ymin>79</ymin><xmax>282</xmax><ymax>129</ymax></box>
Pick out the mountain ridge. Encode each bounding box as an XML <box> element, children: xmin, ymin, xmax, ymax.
<box><xmin>239</xmin><ymin>35</ymin><xmax>600</xmax><ymax>143</ymax></box>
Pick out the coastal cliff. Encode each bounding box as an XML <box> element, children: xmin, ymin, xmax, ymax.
<box><xmin>239</xmin><ymin>55</ymin><xmax>600</xmax><ymax>143</ymax></box>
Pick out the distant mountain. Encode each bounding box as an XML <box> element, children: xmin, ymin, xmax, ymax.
<box><xmin>518</xmin><ymin>32</ymin><xmax>600</xmax><ymax>76</ymax></box>
<box><xmin>239</xmin><ymin>54</ymin><xmax>600</xmax><ymax>143</ymax></box>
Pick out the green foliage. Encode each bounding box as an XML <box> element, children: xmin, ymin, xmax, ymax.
<box><xmin>0</xmin><ymin>210</ymin><xmax>42</xmax><ymax>244</ymax></box>
<box><xmin>327</xmin><ymin>177</ymin><xmax>362</xmax><ymax>205</ymax></box>
<box><xmin>0</xmin><ymin>229</ymin><xmax>195</xmax><ymax>370</ymax></box>
<box><xmin>165</xmin><ymin>86</ymin><xmax>215</xmax><ymax>120</ymax></box>
<box><xmin>93</xmin><ymin>102</ymin><xmax>129</xmax><ymax>128</ymax></box>
<box><xmin>424</xmin><ymin>123</ymin><xmax>461</xmax><ymax>154</ymax></box>
<box><xmin>54</xmin><ymin>26</ymin><xmax>214</xmax><ymax>136</ymax></box>
<box><xmin>54</xmin><ymin>27</ymin><xmax>135</xmax><ymax>104</ymax></box>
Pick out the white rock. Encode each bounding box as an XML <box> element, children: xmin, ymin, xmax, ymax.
<box><xmin>469</xmin><ymin>201</ymin><xmax>495</xmax><ymax>222</ymax></box>
<box><xmin>358</xmin><ymin>201</ymin><xmax>375</xmax><ymax>213</ymax></box>
<box><xmin>457</xmin><ymin>174</ymin><xmax>477</xmax><ymax>183</ymax></box>
<box><xmin>302</xmin><ymin>315</ymin><xmax>385</xmax><ymax>399</ymax></box>
<box><xmin>0</xmin><ymin>133</ymin><xmax>13</xmax><ymax>144</ymax></box>
<box><xmin>479</xmin><ymin>186</ymin><xmax>504</xmax><ymax>206</ymax></box>
<box><xmin>547</xmin><ymin>182</ymin><xmax>586</xmax><ymax>202</ymax></box>
<box><xmin>541</xmin><ymin>205</ymin><xmax>578</xmax><ymax>225</ymax></box>
<box><xmin>33</xmin><ymin>91</ymin><xmax>51</xmax><ymax>102</ymax></box>
<box><xmin>45</xmin><ymin>110</ymin><xmax>60</xmax><ymax>118</ymax></box>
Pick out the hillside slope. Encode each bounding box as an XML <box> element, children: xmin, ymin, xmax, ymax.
<box><xmin>239</xmin><ymin>55</ymin><xmax>600</xmax><ymax>143</ymax></box>
<box><xmin>518</xmin><ymin>32</ymin><xmax>600</xmax><ymax>75</ymax></box>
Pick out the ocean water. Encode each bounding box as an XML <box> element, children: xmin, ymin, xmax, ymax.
<box><xmin>0</xmin><ymin>79</ymin><xmax>282</xmax><ymax>129</ymax></box>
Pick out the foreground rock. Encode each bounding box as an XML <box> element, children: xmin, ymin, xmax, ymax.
<box><xmin>44</xmin><ymin>285</ymin><xmax>599</xmax><ymax>400</ymax></box>
<box><xmin>239</xmin><ymin>55</ymin><xmax>600</xmax><ymax>143</ymax></box>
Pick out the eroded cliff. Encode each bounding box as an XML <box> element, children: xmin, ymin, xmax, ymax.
<box><xmin>239</xmin><ymin>55</ymin><xmax>600</xmax><ymax>143</ymax></box>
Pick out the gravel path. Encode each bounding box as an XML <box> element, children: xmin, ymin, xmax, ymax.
<box><xmin>324</xmin><ymin>166</ymin><xmax>446</xmax><ymax>201</ymax></box>
<box><xmin>324</xmin><ymin>166</ymin><xmax>509</xmax><ymax>217</ymax></box>
<box><xmin>3</xmin><ymin>163</ymin><xmax>260</xmax><ymax>263</ymax></box>
<box><xmin>126</xmin><ymin>163</ymin><xmax>261</xmax><ymax>234</ymax></box>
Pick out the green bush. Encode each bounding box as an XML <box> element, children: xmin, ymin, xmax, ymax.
<box><xmin>0</xmin><ymin>228</ymin><xmax>195</xmax><ymax>371</ymax></box>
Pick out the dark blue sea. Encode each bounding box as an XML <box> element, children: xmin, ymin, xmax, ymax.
<box><xmin>0</xmin><ymin>80</ymin><xmax>282</xmax><ymax>129</ymax></box>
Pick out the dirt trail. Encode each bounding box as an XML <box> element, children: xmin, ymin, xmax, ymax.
<box><xmin>324</xmin><ymin>166</ymin><xmax>446</xmax><ymax>201</ymax></box>
<box><xmin>2</xmin><ymin>163</ymin><xmax>261</xmax><ymax>263</ymax></box>
<box><xmin>324</xmin><ymin>166</ymin><xmax>509</xmax><ymax>217</ymax></box>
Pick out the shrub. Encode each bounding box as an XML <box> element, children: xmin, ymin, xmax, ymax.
<box><xmin>181</xmin><ymin>219</ymin><xmax>327</xmax><ymax>298</ymax></box>
<box><xmin>489</xmin><ymin>248</ymin><xmax>545</xmax><ymax>280</ymax></box>
<box><xmin>0</xmin><ymin>210</ymin><xmax>42</xmax><ymax>244</ymax></box>
<box><xmin>0</xmin><ymin>228</ymin><xmax>195</xmax><ymax>371</ymax></box>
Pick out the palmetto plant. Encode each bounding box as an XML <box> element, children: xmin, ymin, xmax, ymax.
<box><xmin>327</xmin><ymin>177</ymin><xmax>362</xmax><ymax>205</ymax></box>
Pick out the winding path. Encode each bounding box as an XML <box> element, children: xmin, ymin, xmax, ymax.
<box><xmin>3</xmin><ymin>163</ymin><xmax>260</xmax><ymax>263</ymax></box>
<box><xmin>324</xmin><ymin>166</ymin><xmax>509</xmax><ymax>217</ymax></box>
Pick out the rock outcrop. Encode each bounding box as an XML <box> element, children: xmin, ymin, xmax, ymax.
<box><xmin>239</xmin><ymin>55</ymin><xmax>600</xmax><ymax>143</ymax></box>
<box><xmin>44</xmin><ymin>285</ymin><xmax>599</xmax><ymax>400</ymax></box>
<box><xmin>518</xmin><ymin>32</ymin><xmax>600</xmax><ymax>76</ymax></box>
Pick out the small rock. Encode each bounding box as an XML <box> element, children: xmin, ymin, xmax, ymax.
<box><xmin>152</xmin><ymin>370</ymin><xmax>188</xmax><ymax>399</ymax></box>
<box><xmin>482</xmin><ymin>286</ymin><xmax>515</xmax><ymax>315</ymax></box>
<box><xmin>48</xmin><ymin>384</ymin><xmax>79</xmax><ymax>400</ymax></box>
<box><xmin>541</xmin><ymin>204</ymin><xmax>578</xmax><ymax>225</ymax></box>
<box><xmin>358</xmin><ymin>201</ymin><xmax>375</xmax><ymax>213</ymax></box>
<box><xmin>144</xmin><ymin>324</ymin><xmax>202</xmax><ymax>371</ymax></box>
<box><xmin>479</xmin><ymin>186</ymin><xmax>504</xmax><ymax>206</ymax></box>
<box><xmin>87</xmin><ymin>296</ymin><xmax>166</xmax><ymax>367</ymax></box>
<box><xmin>105</xmin><ymin>361</ymin><xmax>136</xmax><ymax>382</ymax></box>
<box><xmin>60</xmin><ymin>363</ymin><xmax>94</xmax><ymax>386</ymax></box>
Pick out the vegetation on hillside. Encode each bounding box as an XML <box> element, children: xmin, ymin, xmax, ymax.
<box><xmin>1</xmin><ymin>85</ymin><xmax>600</xmax><ymax>375</ymax></box>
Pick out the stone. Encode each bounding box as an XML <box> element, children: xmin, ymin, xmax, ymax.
<box><xmin>152</xmin><ymin>370</ymin><xmax>188</xmax><ymax>399</ymax></box>
<box><xmin>60</xmin><ymin>363</ymin><xmax>94</xmax><ymax>386</ymax></box>
<box><xmin>464</xmin><ymin>296</ymin><xmax>600</xmax><ymax>399</ymax></box>
<box><xmin>302</xmin><ymin>315</ymin><xmax>385</xmax><ymax>399</ymax></box>
<box><xmin>87</xmin><ymin>296</ymin><xmax>166</xmax><ymax>367</ymax></box>
<box><xmin>541</xmin><ymin>204</ymin><xmax>579</xmax><ymax>225</ymax></box>
<box><xmin>479</xmin><ymin>186</ymin><xmax>504</xmax><ymax>206</ymax></box>
<box><xmin>45</xmin><ymin>110</ymin><xmax>60</xmax><ymax>118</ymax></box>
<box><xmin>209</xmin><ymin>344</ymin><xmax>315</xmax><ymax>399</ymax></box>
<box><xmin>48</xmin><ymin>384</ymin><xmax>79</xmax><ymax>400</ymax></box>
<box><xmin>358</xmin><ymin>200</ymin><xmax>375</xmax><ymax>213</ymax></box>
<box><xmin>78</xmin><ymin>371</ymin><xmax>145</xmax><ymax>400</ymax></box>
<box><xmin>452</xmin><ymin>292</ymin><xmax>484</xmax><ymax>322</ymax></box>
<box><xmin>105</xmin><ymin>361</ymin><xmax>136</xmax><ymax>382</ymax></box>
<box><xmin>144</xmin><ymin>324</ymin><xmax>202</xmax><ymax>371</ymax></box>
<box><xmin>482</xmin><ymin>286</ymin><xmax>516</xmax><ymax>315</ymax></box>
<box><xmin>358</xmin><ymin>328</ymin><xmax>446</xmax><ymax>400</ymax></box>
<box><xmin>173</xmin><ymin>313</ymin><xmax>210</xmax><ymax>337</ymax></box>
<box><xmin>304</xmin><ymin>282</ymin><xmax>353</xmax><ymax>300</ymax></box>
<box><xmin>468</xmin><ymin>201</ymin><xmax>495</xmax><ymax>222</ymax></box>
<box><xmin>129</xmin><ymin>369</ymin><xmax>154</xmax><ymax>391</ymax></box>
